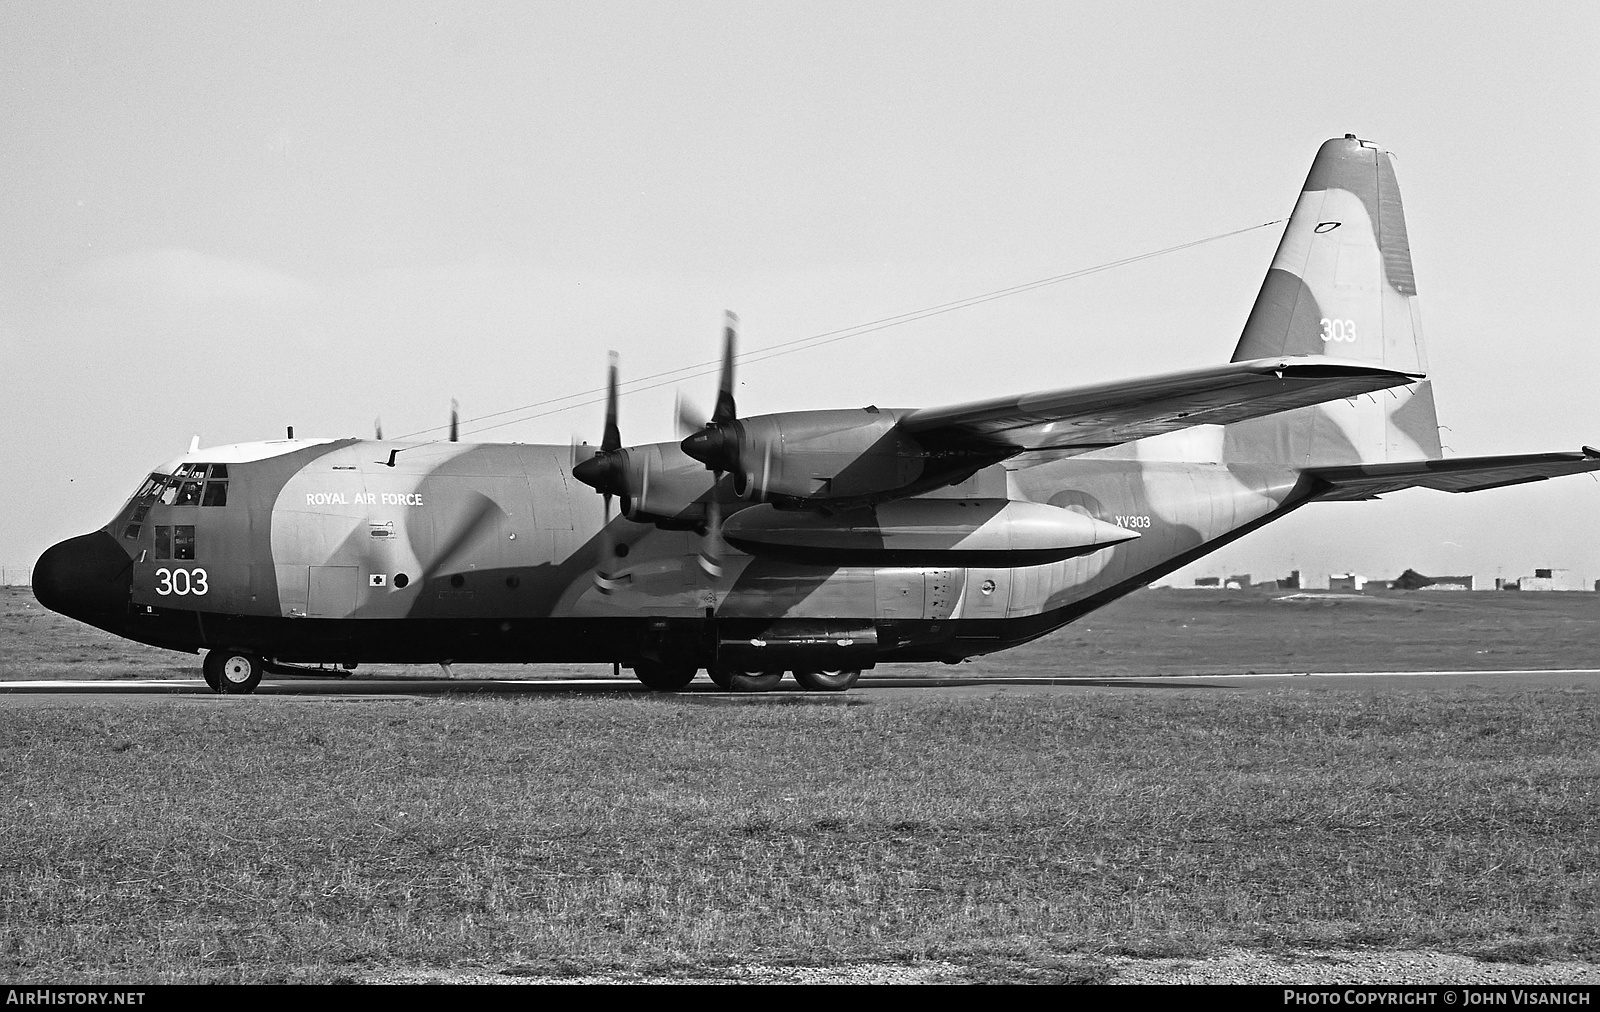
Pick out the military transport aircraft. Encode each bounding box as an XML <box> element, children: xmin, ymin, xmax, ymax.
<box><xmin>32</xmin><ymin>135</ymin><xmax>1600</xmax><ymax>693</ymax></box>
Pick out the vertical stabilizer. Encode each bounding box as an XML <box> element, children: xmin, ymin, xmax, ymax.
<box><xmin>1225</xmin><ymin>135</ymin><xmax>1441</xmax><ymax>466</ymax></box>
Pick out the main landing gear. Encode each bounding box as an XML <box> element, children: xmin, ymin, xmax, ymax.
<box><xmin>202</xmin><ymin>649</ymin><xmax>263</xmax><ymax>695</ymax></box>
<box><xmin>629</xmin><ymin>664</ymin><xmax>862</xmax><ymax>693</ymax></box>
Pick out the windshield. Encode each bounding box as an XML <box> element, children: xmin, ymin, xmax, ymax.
<box><xmin>116</xmin><ymin>463</ymin><xmax>231</xmax><ymax>541</ymax></box>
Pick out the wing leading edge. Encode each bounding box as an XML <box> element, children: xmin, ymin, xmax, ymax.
<box><xmin>1305</xmin><ymin>449</ymin><xmax>1600</xmax><ymax>501</ymax></box>
<box><xmin>900</xmin><ymin>356</ymin><xmax>1420</xmax><ymax>454</ymax></box>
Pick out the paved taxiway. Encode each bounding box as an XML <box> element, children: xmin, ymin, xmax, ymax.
<box><xmin>0</xmin><ymin>668</ymin><xmax>1596</xmax><ymax>707</ymax></box>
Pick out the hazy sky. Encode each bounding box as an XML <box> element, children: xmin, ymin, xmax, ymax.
<box><xmin>3</xmin><ymin>1</ymin><xmax>1597</xmax><ymax>588</ymax></box>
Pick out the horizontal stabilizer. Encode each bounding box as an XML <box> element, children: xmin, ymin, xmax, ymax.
<box><xmin>1305</xmin><ymin>449</ymin><xmax>1600</xmax><ymax>501</ymax></box>
<box><xmin>902</xmin><ymin>356</ymin><xmax>1420</xmax><ymax>455</ymax></box>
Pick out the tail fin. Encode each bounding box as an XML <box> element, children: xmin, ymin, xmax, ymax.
<box><xmin>1225</xmin><ymin>134</ymin><xmax>1442</xmax><ymax>466</ymax></box>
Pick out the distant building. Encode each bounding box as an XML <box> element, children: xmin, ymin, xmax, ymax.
<box><xmin>1328</xmin><ymin>573</ymin><xmax>1368</xmax><ymax>591</ymax></box>
<box><xmin>1393</xmin><ymin>569</ymin><xmax>1473</xmax><ymax>591</ymax></box>
<box><xmin>1225</xmin><ymin>573</ymin><xmax>1251</xmax><ymax>590</ymax></box>
<box><xmin>1278</xmin><ymin>570</ymin><xmax>1301</xmax><ymax>590</ymax></box>
<box><xmin>1519</xmin><ymin>568</ymin><xmax>1582</xmax><ymax>592</ymax></box>
<box><xmin>1193</xmin><ymin>576</ymin><xmax>1220</xmax><ymax>587</ymax></box>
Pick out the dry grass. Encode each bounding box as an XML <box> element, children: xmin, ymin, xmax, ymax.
<box><xmin>2</xmin><ymin>687</ymin><xmax>1597</xmax><ymax>982</ymax></box>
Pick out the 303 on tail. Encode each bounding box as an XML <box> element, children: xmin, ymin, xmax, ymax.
<box><xmin>33</xmin><ymin>135</ymin><xmax>1600</xmax><ymax>694</ymax></box>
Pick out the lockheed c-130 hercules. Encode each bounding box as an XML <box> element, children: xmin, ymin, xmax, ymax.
<box><xmin>33</xmin><ymin>135</ymin><xmax>1600</xmax><ymax>693</ymax></box>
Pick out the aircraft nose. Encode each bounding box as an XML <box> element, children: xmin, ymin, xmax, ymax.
<box><xmin>33</xmin><ymin>530</ymin><xmax>134</xmax><ymax>626</ymax></box>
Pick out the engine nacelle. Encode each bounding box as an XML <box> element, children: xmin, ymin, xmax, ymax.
<box><xmin>686</xmin><ymin>407</ymin><xmax>957</xmax><ymax>507</ymax></box>
<box><xmin>615</xmin><ymin>441</ymin><xmax>715</xmax><ymax>526</ymax></box>
<box><xmin>574</xmin><ymin>440</ymin><xmax>715</xmax><ymax>527</ymax></box>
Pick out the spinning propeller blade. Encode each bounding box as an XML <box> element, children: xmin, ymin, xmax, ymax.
<box><xmin>679</xmin><ymin>312</ymin><xmax>743</xmax><ymax>577</ymax></box>
<box><xmin>575</xmin><ymin>352</ymin><xmax>624</xmax><ymax>594</ymax></box>
<box><xmin>675</xmin><ymin>391</ymin><xmax>706</xmax><ymax>438</ymax></box>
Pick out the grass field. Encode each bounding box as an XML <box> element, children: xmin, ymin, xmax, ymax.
<box><xmin>4</xmin><ymin>585</ymin><xmax>1598</xmax><ymax>682</ymax></box>
<box><xmin>2</xmin><ymin>687</ymin><xmax>1597</xmax><ymax>982</ymax></box>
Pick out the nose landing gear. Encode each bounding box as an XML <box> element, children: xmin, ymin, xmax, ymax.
<box><xmin>202</xmin><ymin>650</ymin><xmax>264</xmax><ymax>695</ymax></box>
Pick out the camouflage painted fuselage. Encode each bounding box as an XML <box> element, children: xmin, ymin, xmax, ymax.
<box><xmin>45</xmin><ymin>426</ymin><xmax>1328</xmax><ymax>669</ymax></box>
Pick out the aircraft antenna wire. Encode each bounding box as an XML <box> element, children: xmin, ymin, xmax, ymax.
<box><xmin>395</xmin><ymin>218</ymin><xmax>1286</xmax><ymax>440</ymax></box>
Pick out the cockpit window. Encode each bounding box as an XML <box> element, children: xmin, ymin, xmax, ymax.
<box><xmin>147</xmin><ymin>465</ymin><xmax>231</xmax><ymax>507</ymax></box>
<box><xmin>201</xmin><ymin>463</ymin><xmax>228</xmax><ymax>506</ymax></box>
<box><xmin>119</xmin><ymin>465</ymin><xmax>232</xmax><ymax>539</ymax></box>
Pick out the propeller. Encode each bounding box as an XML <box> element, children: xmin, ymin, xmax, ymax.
<box><xmin>676</xmin><ymin>311</ymin><xmax>743</xmax><ymax>577</ymax></box>
<box><xmin>679</xmin><ymin>311</ymin><xmax>742</xmax><ymax>475</ymax></box>
<box><xmin>374</xmin><ymin>418</ymin><xmax>384</xmax><ymax>440</ymax></box>
<box><xmin>571</xmin><ymin>353</ymin><xmax>627</xmax><ymax>593</ymax></box>
<box><xmin>449</xmin><ymin>400</ymin><xmax>459</xmax><ymax>442</ymax></box>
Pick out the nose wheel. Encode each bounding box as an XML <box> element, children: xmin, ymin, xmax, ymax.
<box><xmin>202</xmin><ymin>650</ymin><xmax>264</xmax><ymax>695</ymax></box>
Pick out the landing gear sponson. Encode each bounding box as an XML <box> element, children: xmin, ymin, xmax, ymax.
<box><xmin>198</xmin><ymin>651</ymin><xmax>860</xmax><ymax>694</ymax></box>
<box><xmin>648</xmin><ymin>665</ymin><xmax>861</xmax><ymax>693</ymax></box>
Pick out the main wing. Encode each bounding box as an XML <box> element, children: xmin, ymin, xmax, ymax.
<box><xmin>1305</xmin><ymin>450</ymin><xmax>1600</xmax><ymax>501</ymax></box>
<box><xmin>900</xmin><ymin>356</ymin><xmax>1420</xmax><ymax>454</ymax></box>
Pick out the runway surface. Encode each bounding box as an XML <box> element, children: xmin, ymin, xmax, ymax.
<box><xmin>1</xmin><ymin>668</ymin><xmax>1597</xmax><ymax>706</ymax></box>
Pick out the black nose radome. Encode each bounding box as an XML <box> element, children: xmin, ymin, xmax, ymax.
<box><xmin>33</xmin><ymin>530</ymin><xmax>134</xmax><ymax>627</ymax></box>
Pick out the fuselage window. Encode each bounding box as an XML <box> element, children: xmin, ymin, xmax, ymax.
<box><xmin>173</xmin><ymin>525</ymin><xmax>195</xmax><ymax>561</ymax></box>
<box><xmin>155</xmin><ymin>526</ymin><xmax>172</xmax><ymax>560</ymax></box>
<box><xmin>175</xmin><ymin>481</ymin><xmax>203</xmax><ymax>506</ymax></box>
<box><xmin>201</xmin><ymin>481</ymin><xmax>228</xmax><ymax>507</ymax></box>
